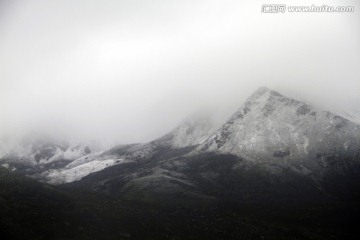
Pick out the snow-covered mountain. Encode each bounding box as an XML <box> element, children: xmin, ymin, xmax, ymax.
<box><xmin>0</xmin><ymin>135</ymin><xmax>104</xmax><ymax>176</ymax></box>
<box><xmin>154</xmin><ymin>111</ymin><xmax>215</xmax><ymax>148</ymax></box>
<box><xmin>2</xmin><ymin>87</ymin><xmax>359</xmax><ymax>240</ymax></box>
<box><xmin>194</xmin><ymin>87</ymin><xmax>360</xmax><ymax>174</ymax></box>
<box><xmin>96</xmin><ymin>110</ymin><xmax>215</xmax><ymax>162</ymax></box>
<box><xmin>40</xmin><ymin>111</ymin><xmax>215</xmax><ymax>184</ymax></box>
<box><xmin>62</xmin><ymin>87</ymin><xmax>360</xmax><ymax>203</ymax></box>
<box><xmin>3</xmin><ymin>87</ymin><xmax>360</xmax><ymax>195</ymax></box>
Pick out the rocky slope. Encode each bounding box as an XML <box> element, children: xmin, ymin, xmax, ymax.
<box><xmin>3</xmin><ymin>166</ymin><xmax>358</xmax><ymax>240</ymax></box>
<box><xmin>64</xmin><ymin>87</ymin><xmax>360</xmax><ymax>203</ymax></box>
<box><xmin>1</xmin><ymin>87</ymin><xmax>359</xmax><ymax>239</ymax></box>
<box><xmin>40</xmin><ymin>111</ymin><xmax>215</xmax><ymax>184</ymax></box>
<box><xmin>2</xmin><ymin>87</ymin><xmax>360</xmax><ymax>202</ymax></box>
<box><xmin>195</xmin><ymin>87</ymin><xmax>360</xmax><ymax>174</ymax></box>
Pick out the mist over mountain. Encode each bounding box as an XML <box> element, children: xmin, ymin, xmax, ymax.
<box><xmin>2</xmin><ymin>87</ymin><xmax>358</xmax><ymax>240</ymax></box>
<box><xmin>1</xmin><ymin>0</ymin><xmax>360</xmax><ymax>144</ymax></box>
<box><xmin>1</xmin><ymin>1</ymin><xmax>360</xmax><ymax>239</ymax></box>
<box><xmin>197</xmin><ymin>87</ymin><xmax>360</xmax><ymax>163</ymax></box>
<box><xmin>2</xmin><ymin>87</ymin><xmax>359</xmax><ymax>202</ymax></box>
<box><xmin>1</xmin><ymin>88</ymin><xmax>360</xmax><ymax>239</ymax></box>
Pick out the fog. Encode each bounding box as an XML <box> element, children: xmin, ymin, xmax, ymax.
<box><xmin>0</xmin><ymin>0</ymin><xmax>359</xmax><ymax>144</ymax></box>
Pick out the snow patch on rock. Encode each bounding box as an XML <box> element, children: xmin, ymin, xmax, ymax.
<box><xmin>46</xmin><ymin>158</ymin><xmax>126</xmax><ymax>184</ymax></box>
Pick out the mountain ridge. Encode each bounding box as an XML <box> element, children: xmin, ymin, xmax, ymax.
<box><xmin>2</xmin><ymin>87</ymin><xmax>360</xmax><ymax>193</ymax></box>
<box><xmin>57</xmin><ymin>87</ymin><xmax>360</xmax><ymax>205</ymax></box>
<box><xmin>195</xmin><ymin>87</ymin><xmax>360</xmax><ymax>166</ymax></box>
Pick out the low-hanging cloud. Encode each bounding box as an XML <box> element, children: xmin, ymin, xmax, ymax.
<box><xmin>1</xmin><ymin>0</ymin><xmax>359</xmax><ymax>144</ymax></box>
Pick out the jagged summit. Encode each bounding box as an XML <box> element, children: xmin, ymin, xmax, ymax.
<box><xmin>62</xmin><ymin>87</ymin><xmax>360</xmax><ymax>205</ymax></box>
<box><xmin>196</xmin><ymin>87</ymin><xmax>360</xmax><ymax>169</ymax></box>
<box><xmin>3</xmin><ymin>87</ymin><xmax>360</xmax><ymax>187</ymax></box>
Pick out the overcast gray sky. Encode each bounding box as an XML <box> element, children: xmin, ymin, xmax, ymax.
<box><xmin>1</xmin><ymin>0</ymin><xmax>359</xmax><ymax>144</ymax></box>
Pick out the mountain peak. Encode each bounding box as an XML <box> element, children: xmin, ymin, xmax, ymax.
<box><xmin>196</xmin><ymin>87</ymin><xmax>360</xmax><ymax>164</ymax></box>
